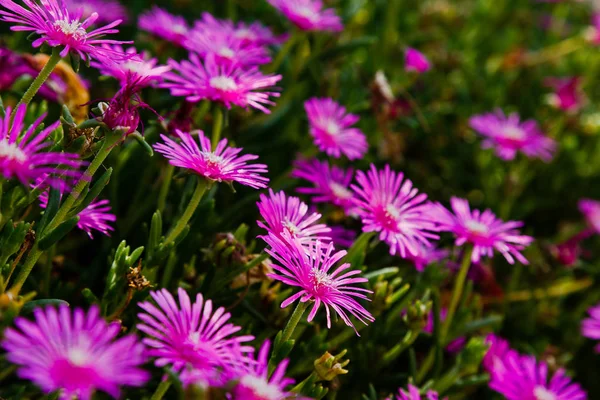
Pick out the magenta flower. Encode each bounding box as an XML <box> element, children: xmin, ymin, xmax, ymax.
<box><xmin>582</xmin><ymin>303</ymin><xmax>600</xmax><ymax>353</ymax></box>
<box><xmin>489</xmin><ymin>352</ymin><xmax>587</xmax><ymax>400</ymax></box>
<box><xmin>304</xmin><ymin>98</ymin><xmax>367</xmax><ymax>160</ymax></box>
<box><xmin>433</xmin><ymin>197</ymin><xmax>534</xmax><ymax>264</ymax></box>
<box><xmin>483</xmin><ymin>334</ymin><xmax>513</xmax><ymax>372</ymax></box>
<box><xmin>185</xmin><ymin>29</ymin><xmax>272</xmax><ymax>68</ymax></box>
<box><xmin>405</xmin><ymin>244</ymin><xmax>449</xmax><ymax>272</ymax></box>
<box><xmin>64</xmin><ymin>0</ymin><xmax>128</xmax><ymax>24</ymax></box>
<box><xmin>138</xmin><ymin>6</ymin><xmax>190</xmax><ymax>47</ymax></box>
<box><xmin>0</xmin><ymin>105</ymin><xmax>84</xmax><ymax>188</ymax></box>
<box><xmin>351</xmin><ymin>164</ymin><xmax>439</xmax><ymax>258</ymax></box>
<box><xmin>98</xmin><ymin>84</ymin><xmax>148</xmax><ymax>135</ymax></box>
<box><xmin>90</xmin><ymin>45</ymin><xmax>171</xmax><ymax>89</ymax></box>
<box><xmin>154</xmin><ymin>129</ymin><xmax>269</xmax><ymax>189</ymax></box>
<box><xmin>1</xmin><ymin>305</ymin><xmax>148</xmax><ymax>400</ymax></box>
<box><xmin>405</xmin><ymin>48</ymin><xmax>431</xmax><ymax>73</ymax></box>
<box><xmin>137</xmin><ymin>288</ymin><xmax>254</xmax><ymax>381</ymax></box>
<box><xmin>587</xmin><ymin>13</ymin><xmax>600</xmax><ymax>45</ymax></box>
<box><xmin>162</xmin><ymin>53</ymin><xmax>282</xmax><ymax>113</ymax></box>
<box><xmin>267</xmin><ymin>0</ymin><xmax>343</xmax><ymax>32</ymax></box>
<box><xmin>544</xmin><ymin>77</ymin><xmax>583</xmax><ymax>113</ymax></box>
<box><xmin>469</xmin><ymin>110</ymin><xmax>556</xmax><ymax>162</ymax></box>
<box><xmin>265</xmin><ymin>235</ymin><xmax>374</xmax><ymax>333</ymax></box>
<box><xmin>578</xmin><ymin>198</ymin><xmax>600</xmax><ymax>234</ymax></box>
<box><xmin>395</xmin><ymin>384</ymin><xmax>445</xmax><ymax>400</ymax></box>
<box><xmin>194</xmin><ymin>12</ymin><xmax>284</xmax><ymax>47</ymax></box>
<box><xmin>291</xmin><ymin>158</ymin><xmax>355</xmax><ymax>212</ymax></box>
<box><xmin>330</xmin><ymin>225</ymin><xmax>357</xmax><ymax>248</ymax></box>
<box><xmin>257</xmin><ymin>189</ymin><xmax>331</xmax><ymax>247</ymax></box>
<box><xmin>0</xmin><ymin>0</ymin><xmax>130</xmax><ymax>61</ymax></box>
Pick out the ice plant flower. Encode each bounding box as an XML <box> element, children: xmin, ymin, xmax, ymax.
<box><xmin>404</xmin><ymin>48</ymin><xmax>431</xmax><ymax>73</ymax></box>
<box><xmin>162</xmin><ymin>53</ymin><xmax>282</xmax><ymax>113</ymax></box>
<box><xmin>304</xmin><ymin>98</ymin><xmax>368</xmax><ymax>160</ymax></box>
<box><xmin>257</xmin><ymin>189</ymin><xmax>331</xmax><ymax>247</ymax></box>
<box><xmin>351</xmin><ymin>164</ymin><xmax>439</xmax><ymax>258</ymax></box>
<box><xmin>0</xmin><ymin>104</ymin><xmax>84</xmax><ymax>188</ymax></box>
<box><xmin>482</xmin><ymin>334</ymin><xmax>513</xmax><ymax>372</ymax></box>
<box><xmin>394</xmin><ymin>384</ymin><xmax>445</xmax><ymax>400</ymax></box>
<box><xmin>329</xmin><ymin>225</ymin><xmax>357</xmax><ymax>248</ymax></box>
<box><xmin>582</xmin><ymin>303</ymin><xmax>600</xmax><ymax>353</ymax></box>
<box><xmin>469</xmin><ymin>110</ymin><xmax>556</xmax><ymax>162</ymax></box>
<box><xmin>265</xmin><ymin>235</ymin><xmax>374</xmax><ymax>333</ymax></box>
<box><xmin>194</xmin><ymin>12</ymin><xmax>284</xmax><ymax>47</ymax></box>
<box><xmin>138</xmin><ymin>6</ymin><xmax>190</xmax><ymax>47</ymax></box>
<box><xmin>405</xmin><ymin>244</ymin><xmax>449</xmax><ymax>272</ymax></box>
<box><xmin>137</xmin><ymin>288</ymin><xmax>254</xmax><ymax>380</ymax></box>
<box><xmin>432</xmin><ymin>197</ymin><xmax>534</xmax><ymax>264</ymax></box>
<box><xmin>227</xmin><ymin>340</ymin><xmax>296</xmax><ymax>400</ymax></box>
<box><xmin>1</xmin><ymin>305</ymin><xmax>148</xmax><ymax>400</ymax></box>
<box><xmin>267</xmin><ymin>0</ymin><xmax>343</xmax><ymax>32</ymax></box>
<box><xmin>578</xmin><ymin>198</ymin><xmax>600</xmax><ymax>234</ymax></box>
<box><xmin>154</xmin><ymin>129</ymin><xmax>269</xmax><ymax>189</ymax></box>
<box><xmin>64</xmin><ymin>0</ymin><xmax>128</xmax><ymax>24</ymax></box>
<box><xmin>544</xmin><ymin>77</ymin><xmax>584</xmax><ymax>113</ymax></box>
<box><xmin>291</xmin><ymin>158</ymin><xmax>355</xmax><ymax>212</ymax></box>
<box><xmin>0</xmin><ymin>0</ymin><xmax>131</xmax><ymax>61</ymax></box>
<box><xmin>489</xmin><ymin>352</ymin><xmax>587</xmax><ymax>400</ymax></box>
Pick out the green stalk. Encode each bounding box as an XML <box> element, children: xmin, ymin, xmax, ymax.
<box><xmin>440</xmin><ymin>246</ymin><xmax>473</xmax><ymax>343</ymax></box>
<box><xmin>150</xmin><ymin>380</ymin><xmax>172</xmax><ymax>400</ymax></box>
<box><xmin>267</xmin><ymin>32</ymin><xmax>297</xmax><ymax>73</ymax></box>
<box><xmin>163</xmin><ymin>178</ymin><xmax>208</xmax><ymax>246</ymax></box>
<box><xmin>157</xmin><ymin>164</ymin><xmax>175</xmax><ymax>214</ymax></box>
<box><xmin>11</xmin><ymin>47</ymin><xmax>62</xmax><ymax>119</ymax></box>
<box><xmin>211</xmin><ymin>107</ymin><xmax>224</xmax><ymax>151</ymax></box>
<box><xmin>268</xmin><ymin>301</ymin><xmax>309</xmax><ymax>375</ymax></box>
<box><xmin>381</xmin><ymin>330</ymin><xmax>419</xmax><ymax>366</ymax></box>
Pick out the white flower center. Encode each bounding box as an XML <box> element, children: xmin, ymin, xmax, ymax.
<box><xmin>201</xmin><ymin>151</ymin><xmax>224</xmax><ymax>166</ymax></box>
<box><xmin>235</xmin><ymin>29</ymin><xmax>255</xmax><ymax>41</ymax></box>
<box><xmin>295</xmin><ymin>6</ymin><xmax>317</xmax><ymax>22</ymax></box>
<box><xmin>172</xmin><ymin>24</ymin><xmax>188</xmax><ymax>35</ymax></box>
<box><xmin>239</xmin><ymin>375</ymin><xmax>283</xmax><ymax>400</ymax></box>
<box><xmin>310</xmin><ymin>267</ymin><xmax>334</xmax><ymax>288</ymax></box>
<box><xmin>329</xmin><ymin>182</ymin><xmax>353</xmax><ymax>200</ymax></box>
<box><xmin>503</xmin><ymin>126</ymin><xmax>526</xmax><ymax>141</ymax></box>
<box><xmin>385</xmin><ymin>203</ymin><xmax>401</xmax><ymax>220</ymax></box>
<box><xmin>534</xmin><ymin>386</ymin><xmax>557</xmax><ymax>400</ymax></box>
<box><xmin>466</xmin><ymin>220</ymin><xmax>489</xmax><ymax>235</ymax></box>
<box><xmin>67</xmin><ymin>348</ymin><xmax>89</xmax><ymax>367</ymax></box>
<box><xmin>0</xmin><ymin>140</ymin><xmax>27</xmax><ymax>163</ymax></box>
<box><xmin>54</xmin><ymin>19</ymin><xmax>86</xmax><ymax>40</ymax></box>
<box><xmin>323</xmin><ymin>120</ymin><xmax>341</xmax><ymax>136</ymax></box>
<box><xmin>209</xmin><ymin>76</ymin><xmax>238</xmax><ymax>91</ymax></box>
<box><xmin>218</xmin><ymin>47</ymin><xmax>235</xmax><ymax>59</ymax></box>
<box><xmin>282</xmin><ymin>218</ymin><xmax>300</xmax><ymax>236</ymax></box>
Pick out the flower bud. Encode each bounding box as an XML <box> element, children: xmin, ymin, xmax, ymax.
<box><xmin>314</xmin><ymin>350</ymin><xmax>350</xmax><ymax>381</ymax></box>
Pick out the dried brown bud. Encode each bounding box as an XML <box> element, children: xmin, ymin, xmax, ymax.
<box><xmin>127</xmin><ymin>262</ymin><xmax>152</xmax><ymax>291</ymax></box>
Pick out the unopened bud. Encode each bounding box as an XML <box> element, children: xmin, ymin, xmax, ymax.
<box><xmin>314</xmin><ymin>350</ymin><xmax>350</xmax><ymax>381</ymax></box>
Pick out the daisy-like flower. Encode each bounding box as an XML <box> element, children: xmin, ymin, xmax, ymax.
<box><xmin>489</xmin><ymin>352</ymin><xmax>587</xmax><ymax>400</ymax></box>
<box><xmin>544</xmin><ymin>77</ymin><xmax>584</xmax><ymax>113</ymax></box>
<box><xmin>162</xmin><ymin>53</ymin><xmax>282</xmax><ymax>113</ymax></box>
<box><xmin>582</xmin><ymin>303</ymin><xmax>600</xmax><ymax>353</ymax></box>
<box><xmin>304</xmin><ymin>98</ymin><xmax>367</xmax><ymax>160</ymax></box>
<box><xmin>227</xmin><ymin>340</ymin><xmax>296</xmax><ymax>400</ymax></box>
<box><xmin>64</xmin><ymin>0</ymin><xmax>128</xmax><ymax>24</ymax></box>
<box><xmin>257</xmin><ymin>189</ymin><xmax>331</xmax><ymax>248</ymax></box>
<box><xmin>137</xmin><ymin>288</ymin><xmax>254</xmax><ymax>381</ymax></box>
<box><xmin>194</xmin><ymin>12</ymin><xmax>284</xmax><ymax>47</ymax></box>
<box><xmin>138</xmin><ymin>6</ymin><xmax>190</xmax><ymax>47</ymax></box>
<box><xmin>351</xmin><ymin>164</ymin><xmax>439</xmax><ymax>258</ymax></box>
<box><xmin>0</xmin><ymin>0</ymin><xmax>130</xmax><ymax>61</ymax></box>
<box><xmin>185</xmin><ymin>29</ymin><xmax>272</xmax><ymax>68</ymax></box>
<box><xmin>0</xmin><ymin>104</ymin><xmax>84</xmax><ymax>188</ymax></box>
<box><xmin>154</xmin><ymin>129</ymin><xmax>269</xmax><ymax>189</ymax></box>
<box><xmin>432</xmin><ymin>197</ymin><xmax>534</xmax><ymax>264</ymax></box>
<box><xmin>1</xmin><ymin>305</ymin><xmax>148</xmax><ymax>400</ymax></box>
<box><xmin>90</xmin><ymin>45</ymin><xmax>171</xmax><ymax>89</ymax></box>
<box><xmin>394</xmin><ymin>384</ymin><xmax>445</xmax><ymax>400</ymax></box>
<box><xmin>291</xmin><ymin>158</ymin><xmax>355</xmax><ymax>212</ymax></box>
<box><xmin>267</xmin><ymin>0</ymin><xmax>343</xmax><ymax>32</ymax></box>
<box><xmin>405</xmin><ymin>48</ymin><xmax>431</xmax><ymax>73</ymax></box>
<box><xmin>469</xmin><ymin>110</ymin><xmax>557</xmax><ymax>162</ymax></box>
<box><xmin>578</xmin><ymin>198</ymin><xmax>600</xmax><ymax>234</ymax></box>
<box><xmin>482</xmin><ymin>334</ymin><xmax>513</xmax><ymax>372</ymax></box>
<box><xmin>265</xmin><ymin>235</ymin><xmax>374</xmax><ymax>333</ymax></box>
<box><xmin>405</xmin><ymin>244</ymin><xmax>449</xmax><ymax>272</ymax></box>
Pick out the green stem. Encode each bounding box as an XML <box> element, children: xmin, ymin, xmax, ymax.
<box><xmin>163</xmin><ymin>178</ymin><xmax>208</xmax><ymax>246</ymax></box>
<box><xmin>11</xmin><ymin>47</ymin><xmax>62</xmax><ymax>119</ymax></box>
<box><xmin>157</xmin><ymin>164</ymin><xmax>175</xmax><ymax>214</ymax></box>
<box><xmin>267</xmin><ymin>32</ymin><xmax>297</xmax><ymax>73</ymax></box>
<box><xmin>381</xmin><ymin>330</ymin><xmax>419</xmax><ymax>366</ymax></box>
<box><xmin>440</xmin><ymin>247</ymin><xmax>473</xmax><ymax>343</ymax></box>
<box><xmin>150</xmin><ymin>380</ymin><xmax>172</xmax><ymax>400</ymax></box>
<box><xmin>211</xmin><ymin>107</ymin><xmax>224</xmax><ymax>151</ymax></box>
<box><xmin>268</xmin><ymin>301</ymin><xmax>309</xmax><ymax>375</ymax></box>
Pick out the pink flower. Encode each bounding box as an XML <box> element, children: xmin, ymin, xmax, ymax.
<box><xmin>433</xmin><ymin>197</ymin><xmax>534</xmax><ymax>264</ymax></box>
<box><xmin>90</xmin><ymin>45</ymin><xmax>171</xmax><ymax>89</ymax></box>
<box><xmin>267</xmin><ymin>0</ymin><xmax>343</xmax><ymax>32</ymax></box>
<box><xmin>0</xmin><ymin>104</ymin><xmax>84</xmax><ymax>188</ymax></box>
<box><xmin>0</xmin><ymin>0</ymin><xmax>130</xmax><ymax>61</ymax></box>
<box><xmin>291</xmin><ymin>158</ymin><xmax>355</xmax><ymax>212</ymax></box>
<box><xmin>154</xmin><ymin>130</ymin><xmax>269</xmax><ymax>189</ymax></box>
<box><xmin>544</xmin><ymin>77</ymin><xmax>583</xmax><ymax>113</ymax></box>
<box><xmin>329</xmin><ymin>225</ymin><xmax>357</xmax><ymax>248</ymax></box>
<box><xmin>482</xmin><ymin>334</ymin><xmax>513</xmax><ymax>372</ymax></box>
<box><xmin>578</xmin><ymin>198</ymin><xmax>600</xmax><ymax>234</ymax></box>
<box><xmin>265</xmin><ymin>235</ymin><xmax>374</xmax><ymax>333</ymax></box>
<box><xmin>405</xmin><ymin>244</ymin><xmax>449</xmax><ymax>272</ymax></box>
<box><xmin>395</xmin><ymin>384</ymin><xmax>445</xmax><ymax>400</ymax></box>
<box><xmin>586</xmin><ymin>13</ymin><xmax>600</xmax><ymax>45</ymax></box>
<box><xmin>64</xmin><ymin>0</ymin><xmax>128</xmax><ymax>24</ymax></box>
<box><xmin>162</xmin><ymin>53</ymin><xmax>281</xmax><ymax>113</ymax></box>
<box><xmin>469</xmin><ymin>110</ymin><xmax>557</xmax><ymax>162</ymax></box>
<box><xmin>257</xmin><ymin>189</ymin><xmax>331</xmax><ymax>247</ymax></box>
<box><xmin>194</xmin><ymin>12</ymin><xmax>284</xmax><ymax>47</ymax></box>
<box><xmin>98</xmin><ymin>84</ymin><xmax>148</xmax><ymax>135</ymax></box>
<box><xmin>351</xmin><ymin>164</ymin><xmax>439</xmax><ymax>258</ymax></box>
<box><xmin>1</xmin><ymin>305</ymin><xmax>148</xmax><ymax>400</ymax></box>
<box><xmin>304</xmin><ymin>98</ymin><xmax>368</xmax><ymax>160</ymax></box>
<box><xmin>138</xmin><ymin>6</ymin><xmax>190</xmax><ymax>47</ymax></box>
<box><xmin>582</xmin><ymin>303</ymin><xmax>600</xmax><ymax>353</ymax></box>
<box><xmin>137</xmin><ymin>288</ymin><xmax>254</xmax><ymax>381</ymax></box>
<box><xmin>489</xmin><ymin>352</ymin><xmax>587</xmax><ymax>400</ymax></box>
<box><xmin>404</xmin><ymin>48</ymin><xmax>431</xmax><ymax>73</ymax></box>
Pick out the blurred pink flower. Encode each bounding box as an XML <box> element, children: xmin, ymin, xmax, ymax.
<box><xmin>405</xmin><ymin>244</ymin><xmax>449</xmax><ymax>272</ymax></box>
<box><xmin>64</xmin><ymin>0</ymin><xmax>128</xmax><ymax>24</ymax></box>
<box><xmin>404</xmin><ymin>48</ymin><xmax>431</xmax><ymax>73</ymax></box>
<box><xmin>138</xmin><ymin>6</ymin><xmax>190</xmax><ymax>47</ymax></box>
<box><xmin>582</xmin><ymin>303</ymin><xmax>600</xmax><ymax>353</ymax></box>
<box><xmin>544</xmin><ymin>77</ymin><xmax>583</xmax><ymax>113</ymax></box>
<box><xmin>578</xmin><ymin>198</ymin><xmax>600</xmax><ymax>234</ymax></box>
<box><xmin>267</xmin><ymin>0</ymin><xmax>343</xmax><ymax>32</ymax></box>
<box><xmin>394</xmin><ymin>384</ymin><xmax>445</xmax><ymax>400</ymax></box>
<box><xmin>194</xmin><ymin>12</ymin><xmax>285</xmax><ymax>47</ymax></box>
